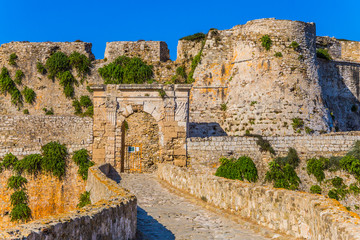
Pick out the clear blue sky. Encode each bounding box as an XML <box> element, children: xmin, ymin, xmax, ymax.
<box><xmin>0</xmin><ymin>0</ymin><xmax>359</xmax><ymax>60</ymax></box>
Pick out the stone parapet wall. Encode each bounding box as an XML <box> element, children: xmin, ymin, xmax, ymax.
<box><xmin>158</xmin><ymin>164</ymin><xmax>360</xmax><ymax>240</ymax></box>
<box><xmin>0</xmin><ymin>115</ymin><xmax>93</xmax><ymax>157</ymax></box>
<box><xmin>104</xmin><ymin>41</ymin><xmax>170</xmax><ymax>63</ymax></box>
<box><xmin>0</xmin><ymin>164</ymin><xmax>137</xmax><ymax>239</ymax></box>
<box><xmin>187</xmin><ymin>132</ymin><xmax>360</xmax><ymax>164</ymax></box>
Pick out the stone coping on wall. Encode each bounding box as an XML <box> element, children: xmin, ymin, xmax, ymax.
<box><xmin>0</xmin><ymin>164</ymin><xmax>137</xmax><ymax>240</ymax></box>
<box><xmin>157</xmin><ymin>164</ymin><xmax>360</xmax><ymax>240</ymax></box>
<box><xmin>90</xmin><ymin>83</ymin><xmax>192</xmax><ymax>91</ymax></box>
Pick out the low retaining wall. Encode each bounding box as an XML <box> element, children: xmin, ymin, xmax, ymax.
<box><xmin>158</xmin><ymin>164</ymin><xmax>360</xmax><ymax>240</ymax></box>
<box><xmin>187</xmin><ymin>132</ymin><xmax>360</xmax><ymax>166</ymax></box>
<box><xmin>0</xmin><ymin>164</ymin><xmax>137</xmax><ymax>240</ymax></box>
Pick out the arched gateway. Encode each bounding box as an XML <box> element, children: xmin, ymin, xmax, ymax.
<box><xmin>91</xmin><ymin>84</ymin><xmax>192</xmax><ymax>172</ymax></box>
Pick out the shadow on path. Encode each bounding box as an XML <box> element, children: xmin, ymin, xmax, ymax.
<box><xmin>136</xmin><ymin>206</ymin><xmax>175</xmax><ymax>240</ymax></box>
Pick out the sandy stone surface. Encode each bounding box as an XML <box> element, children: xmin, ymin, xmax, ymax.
<box><xmin>119</xmin><ymin>173</ymin><xmax>274</xmax><ymax>240</ymax></box>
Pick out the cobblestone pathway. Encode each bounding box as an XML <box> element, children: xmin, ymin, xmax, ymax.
<box><xmin>119</xmin><ymin>173</ymin><xmax>279</xmax><ymax>240</ymax></box>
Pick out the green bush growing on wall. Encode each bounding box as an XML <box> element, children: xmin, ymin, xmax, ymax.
<box><xmin>2</xmin><ymin>153</ymin><xmax>19</xmax><ymax>170</ymax></box>
<box><xmin>331</xmin><ymin>176</ymin><xmax>344</xmax><ymax>188</ymax></box>
<box><xmin>176</xmin><ymin>66</ymin><xmax>187</xmax><ymax>79</ymax></box>
<box><xmin>82</xmin><ymin>105</ymin><xmax>93</xmax><ymax>117</ymax></box>
<box><xmin>180</xmin><ymin>32</ymin><xmax>206</xmax><ymax>41</ymax></box>
<box><xmin>14</xmin><ymin>70</ymin><xmax>24</xmax><ymax>85</ymax></box>
<box><xmin>72</xmin><ymin>99</ymin><xmax>82</xmax><ymax>115</ymax></box>
<box><xmin>292</xmin><ymin>118</ymin><xmax>304</xmax><ymax>131</ymax></box>
<box><xmin>7</xmin><ymin>175</ymin><xmax>28</xmax><ymax>190</ymax></box>
<box><xmin>43</xmin><ymin>107</ymin><xmax>54</xmax><ymax>115</ymax></box>
<box><xmin>274</xmin><ymin>52</ymin><xmax>283</xmax><ymax>57</ymax></box>
<box><xmin>265</xmin><ymin>148</ymin><xmax>301</xmax><ymax>190</ymax></box>
<box><xmin>80</xmin><ymin>95</ymin><xmax>92</xmax><ymax>108</ymax></box>
<box><xmin>98</xmin><ymin>56</ymin><xmax>153</xmax><ymax>84</ymax></box>
<box><xmin>10</xmin><ymin>197</ymin><xmax>31</xmax><ymax>222</ymax></box>
<box><xmin>261</xmin><ymin>35</ymin><xmax>272</xmax><ymax>51</ymax></box>
<box><xmin>72</xmin><ymin>149</ymin><xmax>94</xmax><ymax>180</ymax></box>
<box><xmin>69</xmin><ymin>51</ymin><xmax>91</xmax><ymax>82</ymax></box>
<box><xmin>45</xmin><ymin>52</ymin><xmax>71</xmax><ymax>79</ymax></box>
<box><xmin>77</xmin><ymin>191</ymin><xmax>91</xmax><ymax>208</ymax></box>
<box><xmin>340</xmin><ymin>141</ymin><xmax>360</xmax><ymax>179</ymax></box>
<box><xmin>57</xmin><ymin>70</ymin><xmax>78</xmax><ymax>98</ymax></box>
<box><xmin>17</xmin><ymin>154</ymin><xmax>43</xmax><ymax>175</ymax></box>
<box><xmin>36</xmin><ymin>62</ymin><xmax>47</xmax><ymax>74</ymax></box>
<box><xmin>316</xmin><ymin>49</ymin><xmax>332</xmax><ymax>60</ymax></box>
<box><xmin>328</xmin><ymin>189</ymin><xmax>339</xmax><ymax>200</ymax></box>
<box><xmin>22</xmin><ymin>86</ymin><xmax>36</xmax><ymax>104</ymax></box>
<box><xmin>23</xmin><ymin>109</ymin><xmax>29</xmax><ymax>115</ymax></box>
<box><xmin>10</xmin><ymin>88</ymin><xmax>23</xmax><ymax>107</ymax></box>
<box><xmin>41</xmin><ymin>141</ymin><xmax>67</xmax><ymax>179</ymax></box>
<box><xmin>9</xmin><ymin>53</ymin><xmax>18</xmax><ymax>66</ymax></box>
<box><xmin>349</xmin><ymin>183</ymin><xmax>360</xmax><ymax>195</ymax></box>
<box><xmin>289</xmin><ymin>41</ymin><xmax>300</xmax><ymax>50</ymax></box>
<box><xmin>306</xmin><ymin>157</ymin><xmax>326</xmax><ymax>182</ymax></box>
<box><xmin>0</xmin><ymin>67</ymin><xmax>23</xmax><ymax>106</ymax></box>
<box><xmin>215</xmin><ymin>156</ymin><xmax>258</xmax><ymax>182</ymax></box>
<box><xmin>310</xmin><ymin>185</ymin><xmax>322</xmax><ymax>194</ymax></box>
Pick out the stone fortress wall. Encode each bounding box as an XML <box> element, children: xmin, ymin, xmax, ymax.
<box><xmin>1</xmin><ymin>18</ymin><xmax>359</xmax><ymax>136</ymax></box>
<box><xmin>0</xmin><ymin>163</ymin><xmax>137</xmax><ymax>239</ymax></box>
<box><xmin>0</xmin><ymin>115</ymin><xmax>93</xmax><ymax>229</ymax></box>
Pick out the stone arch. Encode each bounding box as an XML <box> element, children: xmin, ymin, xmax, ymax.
<box><xmin>119</xmin><ymin>110</ymin><xmax>161</xmax><ymax>172</ymax></box>
<box><xmin>91</xmin><ymin>84</ymin><xmax>192</xmax><ymax>169</ymax></box>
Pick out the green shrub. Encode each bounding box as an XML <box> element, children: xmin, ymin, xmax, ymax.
<box><xmin>290</xmin><ymin>41</ymin><xmax>300</xmax><ymax>50</ymax></box>
<box><xmin>45</xmin><ymin>52</ymin><xmax>71</xmax><ymax>79</ymax></box>
<box><xmin>175</xmin><ymin>66</ymin><xmax>186</xmax><ymax>79</ymax></box>
<box><xmin>0</xmin><ymin>67</ymin><xmax>14</xmax><ymax>93</ymax></box>
<box><xmin>316</xmin><ymin>49</ymin><xmax>332</xmax><ymax>60</ymax></box>
<box><xmin>22</xmin><ymin>86</ymin><xmax>36</xmax><ymax>104</ymax></box>
<box><xmin>36</xmin><ymin>62</ymin><xmax>47</xmax><ymax>74</ymax></box>
<box><xmin>10</xmin><ymin>88</ymin><xmax>23</xmax><ymax>107</ymax></box>
<box><xmin>261</xmin><ymin>35</ymin><xmax>272</xmax><ymax>51</ymax></box>
<box><xmin>340</xmin><ymin>155</ymin><xmax>360</xmax><ymax>179</ymax></box>
<box><xmin>274</xmin><ymin>52</ymin><xmax>283</xmax><ymax>57</ymax></box>
<box><xmin>328</xmin><ymin>189</ymin><xmax>339</xmax><ymax>200</ymax></box>
<box><xmin>10</xmin><ymin>203</ymin><xmax>31</xmax><ymax>222</ymax></box>
<box><xmin>275</xmin><ymin>147</ymin><xmax>300</xmax><ymax>168</ymax></box>
<box><xmin>306</xmin><ymin>157</ymin><xmax>326</xmax><ymax>182</ymax></box>
<box><xmin>292</xmin><ymin>118</ymin><xmax>304</xmax><ymax>131</ymax></box>
<box><xmin>14</xmin><ymin>70</ymin><xmax>24</xmax><ymax>85</ymax></box>
<box><xmin>9</xmin><ymin>53</ymin><xmax>18</xmax><ymax>66</ymax></box>
<box><xmin>43</xmin><ymin>107</ymin><xmax>54</xmax><ymax>115</ymax></box>
<box><xmin>265</xmin><ymin>161</ymin><xmax>300</xmax><ymax>190</ymax></box>
<box><xmin>7</xmin><ymin>175</ymin><xmax>27</xmax><ymax>190</ymax></box>
<box><xmin>57</xmin><ymin>71</ymin><xmax>77</xmax><ymax>98</ymax></box>
<box><xmin>158</xmin><ymin>89</ymin><xmax>166</xmax><ymax>98</ymax></box>
<box><xmin>349</xmin><ymin>183</ymin><xmax>360</xmax><ymax>195</ymax></box>
<box><xmin>2</xmin><ymin>153</ymin><xmax>19</xmax><ymax>170</ymax></box>
<box><xmin>255</xmin><ymin>135</ymin><xmax>275</xmax><ymax>155</ymax></box>
<box><xmin>10</xmin><ymin>190</ymin><xmax>28</xmax><ymax>206</ymax></box>
<box><xmin>86</xmin><ymin>85</ymin><xmax>93</xmax><ymax>93</ymax></box>
<box><xmin>331</xmin><ymin>176</ymin><xmax>344</xmax><ymax>188</ymax></box>
<box><xmin>98</xmin><ymin>56</ymin><xmax>153</xmax><ymax>84</ymax></box>
<box><xmin>23</xmin><ymin>109</ymin><xmax>29</xmax><ymax>115</ymax></box>
<box><xmin>77</xmin><ymin>191</ymin><xmax>91</xmax><ymax>208</ymax></box>
<box><xmin>180</xmin><ymin>32</ymin><xmax>206</xmax><ymax>41</ymax></box>
<box><xmin>215</xmin><ymin>156</ymin><xmax>258</xmax><ymax>182</ymax></box>
<box><xmin>17</xmin><ymin>154</ymin><xmax>43</xmax><ymax>175</ymax></box>
<box><xmin>72</xmin><ymin>99</ymin><xmax>82</xmax><ymax>115</ymax></box>
<box><xmin>69</xmin><ymin>52</ymin><xmax>91</xmax><ymax>82</ymax></box>
<box><xmin>220</xmin><ymin>103</ymin><xmax>227</xmax><ymax>111</ymax></box>
<box><xmin>72</xmin><ymin>149</ymin><xmax>95</xmax><ymax>180</ymax></box>
<box><xmin>305</xmin><ymin>126</ymin><xmax>314</xmax><ymax>134</ymax></box>
<box><xmin>310</xmin><ymin>185</ymin><xmax>322</xmax><ymax>194</ymax></box>
<box><xmin>325</xmin><ymin>156</ymin><xmax>341</xmax><ymax>172</ymax></box>
<box><xmin>80</xmin><ymin>95</ymin><xmax>92</xmax><ymax>108</ymax></box>
<box><xmin>41</xmin><ymin>141</ymin><xmax>67</xmax><ymax>179</ymax></box>
<box><xmin>82</xmin><ymin>105</ymin><xmax>93</xmax><ymax>117</ymax></box>
<box><xmin>187</xmin><ymin>39</ymin><xmax>206</xmax><ymax>83</ymax></box>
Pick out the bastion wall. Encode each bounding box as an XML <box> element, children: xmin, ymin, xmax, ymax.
<box><xmin>0</xmin><ymin>163</ymin><xmax>137</xmax><ymax>239</ymax></box>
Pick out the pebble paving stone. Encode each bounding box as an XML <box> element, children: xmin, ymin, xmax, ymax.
<box><xmin>119</xmin><ymin>173</ymin><xmax>274</xmax><ymax>240</ymax></box>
